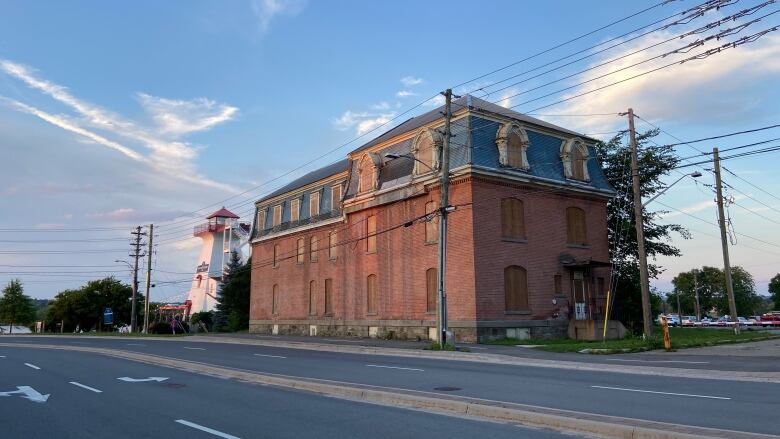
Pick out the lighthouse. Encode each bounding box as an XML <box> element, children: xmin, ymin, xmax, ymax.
<box><xmin>184</xmin><ymin>207</ymin><xmax>250</xmax><ymax>316</ymax></box>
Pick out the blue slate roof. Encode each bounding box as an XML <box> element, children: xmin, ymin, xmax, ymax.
<box><xmin>257</xmin><ymin>159</ymin><xmax>349</xmax><ymax>204</ymax></box>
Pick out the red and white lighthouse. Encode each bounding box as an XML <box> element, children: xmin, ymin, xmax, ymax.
<box><xmin>185</xmin><ymin>207</ymin><xmax>250</xmax><ymax>315</ymax></box>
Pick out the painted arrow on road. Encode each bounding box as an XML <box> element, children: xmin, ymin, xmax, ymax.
<box><xmin>117</xmin><ymin>377</ymin><xmax>169</xmax><ymax>383</ymax></box>
<box><xmin>0</xmin><ymin>386</ymin><xmax>50</xmax><ymax>403</ymax></box>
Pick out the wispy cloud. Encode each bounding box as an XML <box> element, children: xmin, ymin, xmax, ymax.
<box><xmin>333</xmin><ymin>109</ymin><xmax>397</xmax><ymax>136</ymax></box>
<box><xmin>400</xmin><ymin>76</ymin><xmax>423</xmax><ymax>87</ymax></box>
<box><xmin>251</xmin><ymin>0</ymin><xmax>306</xmax><ymax>33</ymax></box>
<box><xmin>396</xmin><ymin>90</ymin><xmax>416</xmax><ymax>98</ymax></box>
<box><xmin>0</xmin><ymin>59</ymin><xmax>237</xmax><ymax>192</ymax></box>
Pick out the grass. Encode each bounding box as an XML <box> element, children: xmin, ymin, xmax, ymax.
<box><xmin>486</xmin><ymin>327</ymin><xmax>779</xmax><ymax>353</ymax></box>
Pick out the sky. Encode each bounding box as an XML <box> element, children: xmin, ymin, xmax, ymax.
<box><xmin>1</xmin><ymin>0</ymin><xmax>779</xmax><ymax>302</ymax></box>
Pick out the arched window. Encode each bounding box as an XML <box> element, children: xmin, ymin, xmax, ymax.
<box><xmin>412</xmin><ymin>128</ymin><xmax>442</xmax><ymax>175</ymax></box>
<box><xmin>561</xmin><ymin>138</ymin><xmax>590</xmax><ymax>181</ymax></box>
<box><xmin>426</xmin><ymin>268</ymin><xmax>437</xmax><ymax>313</ymax></box>
<box><xmin>566</xmin><ymin>206</ymin><xmax>587</xmax><ymax>245</ymax></box>
<box><xmin>366</xmin><ymin>274</ymin><xmax>378</xmax><ymax>314</ymax></box>
<box><xmin>324</xmin><ymin>278</ymin><xmax>333</xmax><ymax>315</ymax></box>
<box><xmin>328</xmin><ymin>230</ymin><xmax>337</xmax><ymax>259</ymax></box>
<box><xmin>296</xmin><ymin>238</ymin><xmax>305</xmax><ymax>263</ymax></box>
<box><xmin>496</xmin><ymin>123</ymin><xmax>530</xmax><ymax>169</ymax></box>
<box><xmin>366</xmin><ymin>215</ymin><xmax>377</xmax><ymax>253</ymax></box>
<box><xmin>309</xmin><ymin>280</ymin><xmax>317</xmax><ymax>315</ymax></box>
<box><xmin>272</xmin><ymin>284</ymin><xmax>279</xmax><ymax>314</ymax></box>
<box><xmin>425</xmin><ymin>200</ymin><xmax>438</xmax><ymax>243</ymax></box>
<box><xmin>358</xmin><ymin>155</ymin><xmax>376</xmax><ymax>193</ymax></box>
<box><xmin>504</xmin><ymin>265</ymin><xmax>529</xmax><ymax>312</ymax></box>
<box><xmin>501</xmin><ymin>198</ymin><xmax>525</xmax><ymax>240</ymax></box>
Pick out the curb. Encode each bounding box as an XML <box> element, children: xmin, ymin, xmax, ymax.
<box><xmin>2</xmin><ymin>342</ymin><xmax>776</xmax><ymax>439</ymax></box>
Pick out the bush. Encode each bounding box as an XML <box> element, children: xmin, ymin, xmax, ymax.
<box><xmin>190</xmin><ymin>311</ymin><xmax>214</xmax><ymax>330</ymax></box>
<box><xmin>149</xmin><ymin>321</ymin><xmax>173</xmax><ymax>334</ymax></box>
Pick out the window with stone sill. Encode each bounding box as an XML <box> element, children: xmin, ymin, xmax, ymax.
<box><xmin>561</xmin><ymin>138</ymin><xmax>591</xmax><ymax>182</ymax></box>
<box><xmin>496</xmin><ymin>123</ymin><xmax>530</xmax><ymax>170</ymax></box>
<box><xmin>412</xmin><ymin>128</ymin><xmax>442</xmax><ymax>176</ymax></box>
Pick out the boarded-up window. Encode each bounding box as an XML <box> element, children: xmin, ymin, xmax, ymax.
<box><xmin>426</xmin><ymin>268</ymin><xmax>437</xmax><ymax>313</ymax></box>
<box><xmin>273</xmin><ymin>244</ymin><xmax>280</xmax><ymax>267</ymax></box>
<box><xmin>554</xmin><ymin>274</ymin><xmax>562</xmax><ymax>295</ymax></box>
<box><xmin>296</xmin><ymin>238</ymin><xmax>304</xmax><ymax>263</ymax></box>
<box><xmin>505</xmin><ymin>265</ymin><xmax>529</xmax><ymax>312</ymax></box>
<box><xmin>416</xmin><ymin>134</ymin><xmax>434</xmax><ymax>174</ymax></box>
<box><xmin>309</xmin><ymin>280</ymin><xmax>317</xmax><ymax>315</ymax></box>
<box><xmin>366</xmin><ymin>274</ymin><xmax>377</xmax><ymax>314</ymax></box>
<box><xmin>324</xmin><ymin>278</ymin><xmax>333</xmax><ymax>315</ymax></box>
<box><xmin>256</xmin><ymin>209</ymin><xmax>266</xmax><ymax>231</ymax></box>
<box><xmin>291</xmin><ymin>199</ymin><xmax>300</xmax><ymax>222</ymax></box>
<box><xmin>273</xmin><ymin>204</ymin><xmax>282</xmax><ymax>226</ymax></box>
<box><xmin>501</xmin><ymin>198</ymin><xmax>525</xmax><ymax>239</ymax></box>
<box><xmin>310</xmin><ymin>236</ymin><xmax>318</xmax><ymax>262</ymax></box>
<box><xmin>571</xmin><ymin>146</ymin><xmax>587</xmax><ymax>181</ymax></box>
<box><xmin>366</xmin><ymin>215</ymin><xmax>377</xmax><ymax>253</ymax></box>
<box><xmin>425</xmin><ymin>201</ymin><xmax>438</xmax><ymax>243</ymax></box>
<box><xmin>272</xmin><ymin>284</ymin><xmax>279</xmax><ymax>314</ymax></box>
<box><xmin>331</xmin><ymin>185</ymin><xmax>342</xmax><ymax>211</ymax></box>
<box><xmin>566</xmin><ymin>207</ymin><xmax>587</xmax><ymax>245</ymax></box>
<box><xmin>507</xmin><ymin>132</ymin><xmax>525</xmax><ymax>168</ymax></box>
<box><xmin>310</xmin><ymin>191</ymin><xmax>320</xmax><ymax>217</ymax></box>
<box><xmin>359</xmin><ymin>157</ymin><xmax>374</xmax><ymax>193</ymax></box>
<box><xmin>329</xmin><ymin>231</ymin><xmax>337</xmax><ymax>259</ymax></box>
<box><xmin>597</xmin><ymin>277</ymin><xmax>606</xmax><ymax>298</ymax></box>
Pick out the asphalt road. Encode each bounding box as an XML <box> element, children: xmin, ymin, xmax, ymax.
<box><xmin>2</xmin><ymin>336</ymin><xmax>779</xmax><ymax>435</ymax></box>
<box><xmin>0</xmin><ymin>346</ymin><xmax>573</xmax><ymax>439</ymax></box>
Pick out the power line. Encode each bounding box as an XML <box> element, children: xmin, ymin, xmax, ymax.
<box><xmin>662</xmin><ymin>123</ymin><xmax>780</xmax><ymax>149</ymax></box>
<box><xmin>723</xmin><ymin>166</ymin><xmax>780</xmax><ymax>203</ymax></box>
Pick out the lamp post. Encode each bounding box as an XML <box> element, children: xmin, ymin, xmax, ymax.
<box><xmin>643</xmin><ymin>171</ymin><xmax>702</xmax><ymax>206</ymax></box>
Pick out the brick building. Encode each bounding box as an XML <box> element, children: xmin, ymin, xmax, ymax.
<box><xmin>249</xmin><ymin>96</ymin><xmax>617</xmax><ymax>342</ymax></box>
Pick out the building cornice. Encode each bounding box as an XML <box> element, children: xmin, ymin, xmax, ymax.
<box><xmin>256</xmin><ymin>171</ymin><xmax>349</xmax><ymax>209</ymax></box>
<box><xmin>251</xmin><ymin>215</ymin><xmax>345</xmax><ymax>244</ymax></box>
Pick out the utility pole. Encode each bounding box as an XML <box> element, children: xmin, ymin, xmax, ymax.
<box><xmin>713</xmin><ymin>148</ymin><xmax>740</xmax><ymax>334</ymax></box>
<box><xmin>143</xmin><ymin>224</ymin><xmax>154</xmax><ymax>333</ymax></box>
<box><xmin>129</xmin><ymin>226</ymin><xmax>145</xmax><ymax>333</ymax></box>
<box><xmin>626</xmin><ymin>108</ymin><xmax>653</xmax><ymax>338</ymax></box>
<box><xmin>693</xmin><ymin>269</ymin><xmax>701</xmax><ymax>321</ymax></box>
<box><xmin>436</xmin><ymin>89</ymin><xmax>453</xmax><ymax>346</ymax></box>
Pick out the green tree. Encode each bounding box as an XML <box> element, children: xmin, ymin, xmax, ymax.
<box><xmin>596</xmin><ymin>129</ymin><xmax>688</xmax><ymax>333</ymax></box>
<box><xmin>45</xmin><ymin>277</ymin><xmax>133</xmax><ymax>332</ymax></box>
<box><xmin>671</xmin><ymin>266</ymin><xmax>761</xmax><ymax>317</ymax></box>
<box><xmin>769</xmin><ymin>273</ymin><xmax>780</xmax><ymax>309</ymax></box>
<box><xmin>0</xmin><ymin>279</ymin><xmax>37</xmax><ymax>333</ymax></box>
<box><xmin>215</xmin><ymin>252</ymin><xmax>251</xmax><ymax>332</ymax></box>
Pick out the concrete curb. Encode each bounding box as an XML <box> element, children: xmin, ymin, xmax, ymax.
<box><xmin>9</xmin><ymin>334</ymin><xmax>780</xmax><ymax>383</ymax></box>
<box><xmin>2</xmin><ymin>342</ymin><xmax>776</xmax><ymax>439</ymax></box>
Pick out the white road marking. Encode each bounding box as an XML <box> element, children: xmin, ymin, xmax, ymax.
<box><xmin>365</xmin><ymin>364</ymin><xmax>424</xmax><ymax>372</ymax></box>
<box><xmin>0</xmin><ymin>386</ymin><xmax>49</xmax><ymax>403</ymax></box>
<box><xmin>24</xmin><ymin>363</ymin><xmax>41</xmax><ymax>370</ymax></box>
<box><xmin>591</xmin><ymin>385</ymin><xmax>730</xmax><ymax>400</ymax></box>
<box><xmin>117</xmin><ymin>376</ymin><xmax>169</xmax><ymax>382</ymax></box>
<box><xmin>175</xmin><ymin>419</ymin><xmax>241</xmax><ymax>439</ymax></box>
<box><xmin>253</xmin><ymin>354</ymin><xmax>286</xmax><ymax>359</ymax></box>
<box><xmin>183</xmin><ymin>347</ymin><xmax>206</xmax><ymax>350</ymax></box>
<box><xmin>0</xmin><ymin>355</ymin><xmax>6</xmax><ymax>358</ymax></box>
<box><xmin>468</xmin><ymin>346</ymin><xmax>488</xmax><ymax>350</ymax></box>
<box><xmin>606</xmin><ymin>359</ymin><xmax>710</xmax><ymax>364</ymax></box>
<box><xmin>69</xmin><ymin>382</ymin><xmax>102</xmax><ymax>393</ymax></box>
<box><xmin>126</xmin><ymin>343</ymin><xmax>146</xmax><ymax>347</ymax></box>
<box><xmin>69</xmin><ymin>341</ymin><xmax>89</xmax><ymax>344</ymax></box>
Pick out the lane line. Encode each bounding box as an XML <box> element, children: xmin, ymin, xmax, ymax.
<box><xmin>468</xmin><ymin>346</ymin><xmax>488</xmax><ymax>350</ymax></box>
<box><xmin>253</xmin><ymin>354</ymin><xmax>286</xmax><ymax>359</ymax></box>
<box><xmin>0</xmin><ymin>355</ymin><xmax>6</xmax><ymax>358</ymax></box>
<box><xmin>183</xmin><ymin>347</ymin><xmax>206</xmax><ymax>351</ymax></box>
<box><xmin>365</xmin><ymin>364</ymin><xmax>424</xmax><ymax>372</ymax></box>
<box><xmin>591</xmin><ymin>385</ymin><xmax>731</xmax><ymax>400</ymax></box>
<box><xmin>606</xmin><ymin>359</ymin><xmax>710</xmax><ymax>364</ymax></box>
<box><xmin>175</xmin><ymin>419</ymin><xmax>241</xmax><ymax>439</ymax></box>
<box><xmin>126</xmin><ymin>343</ymin><xmax>146</xmax><ymax>347</ymax></box>
<box><xmin>69</xmin><ymin>382</ymin><xmax>102</xmax><ymax>393</ymax></box>
<box><xmin>24</xmin><ymin>363</ymin><xmax>41</xmax><ymax>370</ymax></box>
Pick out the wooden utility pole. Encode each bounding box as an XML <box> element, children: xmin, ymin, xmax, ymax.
<box><xmin>626</xmin><ymin>108</ymin><xmax>653</xmax><ymax>338</ymax></box>
<box><xmin>129</xmin><ymin>226</ymin><xmax>145</xmax><ymax>333</ymax></box>
<box><xmin>712</xmin><ymin>148</ymin><xmax>740</xmax><ymax>334</ymax></box>
<box><xmin>693</xmin><ymin>269</ymin><xmax>701</xmax><ymax>322</ymax></box>
<box><xmin>436</xmin><ymin>89</ymin><xmax>453</xmax><ymax>346</ymax></box>
<box><xmin>143</xmin><ymin>224</ymin><xmax>154</xmax><ymax>333</ymax></box>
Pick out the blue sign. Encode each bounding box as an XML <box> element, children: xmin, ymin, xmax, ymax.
<box><xmin>103</xmin><ymin>308</ymin><xmax>114</xmax><ymax>325</ymax></box>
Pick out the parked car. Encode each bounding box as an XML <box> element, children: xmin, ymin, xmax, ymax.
<box><xmin>755</xmin><ymin>314</ymin><xmax>780</xmax><ymax>327</ymax></box>
<box><xmin>682</xmin><ymin>316</ymin><xmax>698</xmax><ymax>327</ymax></box>
<box><xmin>737</xmin><ymin>317</ymin><xmax>752</xmax><ymax>326</ymax></box>
<box><xmin>699</xmin><ymin>317</ymin><xmax>714</xmax><ymax>327</ymax></box>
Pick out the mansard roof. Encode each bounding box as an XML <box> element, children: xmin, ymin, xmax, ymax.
<box><xmin>350</xmin><ymin>95</ymin><xmax>595</xmax><ymax>155</ymax></box>
<box><xmin>257</xmin><ymin>159</ymin><xmax>349</xmax><ymax>205</ymax></box>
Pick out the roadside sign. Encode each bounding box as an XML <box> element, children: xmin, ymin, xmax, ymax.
<box><xmin>103</xmin><ymin>308</ymin><xmax>113</xmax><ymax>325</ymax></box>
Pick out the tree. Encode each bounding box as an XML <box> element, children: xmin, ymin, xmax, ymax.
<box><xmin>45</xmin><ymin>277</ymin><xmax>133</xmax><ymax>332</ymax></box>
<box><xmin>596</xmin><ymin>129</ymin><xmax>689</xmax><ymax>333</ymax></box>
<box><xmin>215</xmin><ymin>252</ymin><xmax>251</xmax><ymax>332</ymax></box>
<box><xmin>671</xmin><ymin>266</ymin><xmax>761</xmax><ymax>317</ymax></box>
<box><xmin>769</xmin><ymin>273</ymin><xmax>780</xmax><ymax>309</ymax></box>
<box><xmin>0</xmin><ymin>279</ymin><xmax>37</xmax><ymax>333</ymax></box>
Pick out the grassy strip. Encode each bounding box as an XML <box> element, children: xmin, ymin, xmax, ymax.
<box><xmin>486</xmin><ymin>328</ymin><xmax>779</xmax><ymax>353</ymax></box>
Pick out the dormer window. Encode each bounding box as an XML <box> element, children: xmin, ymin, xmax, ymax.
<box><xmin>496</xmin><ymin>123</ymin><xmax>529</xmax><ymax>170</ymax></box>
<box><xmin>412</xmin><ymin>128</ymin><xmax>442</xmax><ymax>176</ymax></box>
<box><xmin>358</xmin><ymin>154</ymin><xmax>378</xmax><ymax>193</ymax></box>
<box><xmin>561</xmin><ymin>138</ymin><xmax>590</xmax><ymax>181</ymax></box>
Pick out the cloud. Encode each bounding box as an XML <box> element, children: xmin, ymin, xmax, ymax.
<box><xmin>496</xmin><ymin>88</ymin><xmax>519</xmax><ymax>109</ymax></box>
<box><xmin>0</xmin><ymin>59</ymin><xmax>237</xmax><ymax>193</ymax></box>
<box><xmin>400</xmin><ymin>76</ymin><xmax>423</xmax><ymax>87</ymax></box>
<box><xmin>251</xmin><ymin>0</ymin><xmax>306</xmax><ymax>33</ymax></box>
<box><xmin>333</xmin><ymin>110</ymin><xmax>397</xmax><ymax>136</ymax></box>
<box><xmin>423</xmin><ymin>94</ymin><xmax>446</xmax><ymax>107</ymax></box>
<box><xmin>371</xmin><ymin>102</ymin><xmax>391</xmax><ymax>110</ymax></box>
<box><xmin>137</xmin><ymin>93</ymin><xmax>238</xmax><ymax>137</ymax></box>
<box><xmin>396</xmin><ymin>90</ymin><xmax>417</xmax><ymax>98</ymax></box>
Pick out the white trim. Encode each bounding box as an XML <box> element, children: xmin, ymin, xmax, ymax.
<box><xmin>256</xmin><ymin>172</ymin><xmax>348</xmax><ymax>208</ymax></box>
<box><xmin>251</xmin><ymin>215</ymin><xmax>344</xmax><ymax>244</ymax></box>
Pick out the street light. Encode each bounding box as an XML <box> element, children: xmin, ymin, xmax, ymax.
<box><xmin>643</xmin><ymin>171</ymin><xmax>702</xmax><ymax>206</ymax></box>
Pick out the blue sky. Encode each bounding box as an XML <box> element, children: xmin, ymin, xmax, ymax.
<box><xmin>1</xmin><ymin>0</ymin><xmax>780</xmax><ymax>301</ymax></box>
